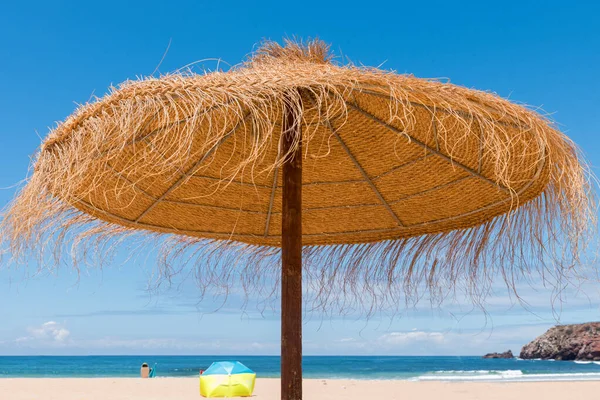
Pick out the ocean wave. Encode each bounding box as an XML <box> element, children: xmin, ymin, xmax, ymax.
<box><xmin>414</xmin><ymin>371</ymin><xmax>600</xmax><ymax>382</ymax></box>
<box><xmin>574</xmin><ymin>361</ymin><xmax>593</xmax><ymax>364</ymax></box>
<box><xmin>416</xmin><ymin>370</ymin><xmax>523</xmax><ymax>381</ymax></box>
<box><xmin>431</xmin><ymin>370</ymin><xmax>522</xmax><ymax>376</ymax></box>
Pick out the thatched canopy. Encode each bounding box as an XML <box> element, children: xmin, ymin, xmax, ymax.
<box><xmin>0</xmin><ymin>40</ymin><xmax>595</xmax><ymax>308</ymax></box>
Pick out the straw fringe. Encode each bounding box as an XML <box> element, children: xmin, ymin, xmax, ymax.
<box><xmin>0</xmin><ymin>39</ymin><xmax>596</xmax><ymax>312</ymax></box>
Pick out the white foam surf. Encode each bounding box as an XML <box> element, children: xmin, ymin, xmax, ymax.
<box><xmin>412</xmin><ymin>370</ymin><xmax>600</xmax><ymax>382</ymax></box>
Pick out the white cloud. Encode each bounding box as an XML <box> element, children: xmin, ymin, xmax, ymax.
<box><xmin>305</xmin><ymin>322</ymin><xmax>560</xmax><ymax>356</ymax></box>
<box><xmin>380</xmin><ymin>331</ymin><xmax>445</xmax><ymax>346</ymax></box>
<box><xmin>30</xmin><ymin>321</ymin><xmax>70</xmax><ymax>342</ymax></box>
<box><xmin>16</xmin><ymin>321</ymin><xmax>70</xmax><ymax>345</ymax></box>
<box><xmin>3</xmin><ymin>321</ymin><xmax>279</xmax><ymax>355</ymax></box>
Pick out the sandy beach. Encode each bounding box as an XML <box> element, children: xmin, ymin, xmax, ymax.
<box><xmin>1</xmin><ymin>378</ymin><xmax>600</xmax><ymax>400</ymax></box>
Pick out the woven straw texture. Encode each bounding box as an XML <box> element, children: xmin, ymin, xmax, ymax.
<box><xmin>47</xmin><ymin>87</ymin><xmax>549</xmax><ymax>247</ymax></box>
<box><xmin>0</xmin><ymin>40</ymin><xmax>595</xmax><ymax>310</ymax></box>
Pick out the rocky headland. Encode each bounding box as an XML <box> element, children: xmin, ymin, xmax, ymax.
<box><xmin>520</xmin><ymin>322</ymin><xmax>600</xmax><ymax>361</ymax></box>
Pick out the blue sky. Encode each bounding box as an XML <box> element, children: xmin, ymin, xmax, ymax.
<box><xmin>0</xmin><ymin>0</ymin><xmax>599</xmax><ymax>356</ymax></box>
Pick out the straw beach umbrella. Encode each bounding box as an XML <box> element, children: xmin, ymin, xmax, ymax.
<box><xmin>0</xmin><ymin>40</ymin><xmax>595</xmax><ymax>399</ymax></box>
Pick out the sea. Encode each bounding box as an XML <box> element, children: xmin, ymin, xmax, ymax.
<box><xmin>2</xmin><ymin>356</ymin><xmax>600</xmax><ymax>382</ymax></box>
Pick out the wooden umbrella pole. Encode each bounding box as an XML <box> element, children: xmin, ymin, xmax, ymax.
<box><xmin>281</xmin><ymin>96</ymin><xmax>302</xmax><ymax>400</ymax></box>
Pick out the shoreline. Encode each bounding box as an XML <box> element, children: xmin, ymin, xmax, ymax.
<box><xmin>2</xmin><ymin>378</ymin><xmax>600</xmax><ymax>400</ymax></box>
<box><xmin>3</xmin><ymin>375</ymin><xmax>600</xmax><ymax>382</ymax></box>
<box><xmin>3</xmin><ymin>372</ymin><xmax>600</xmax><ymax>383</ymax></box>
<box><xmin>2</xmin><ymin>376</ymin><xmax>600</xmax><ymax>381</ymax></box>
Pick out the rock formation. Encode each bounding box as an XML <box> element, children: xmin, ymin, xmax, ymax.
<box><xmin>520</xmin><ymin>322</ymin><xmax>600</xmax><ymax>361</ymax></box>
<box><xmin>482</xmin><ymin>350</ymin><xmax>514</xmax><ymax>359</ymax></box>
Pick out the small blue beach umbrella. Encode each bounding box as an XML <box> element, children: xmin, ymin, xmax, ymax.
<box><xmin>200</xmin><ymin>361</ymin><xmax>256</xmax><ymax>398</ymax></box>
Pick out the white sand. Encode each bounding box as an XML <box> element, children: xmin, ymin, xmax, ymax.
<box><xmin>1</xmin><ymin>378</ymin><xmax>600</xmax><ymax>400</ymax></box>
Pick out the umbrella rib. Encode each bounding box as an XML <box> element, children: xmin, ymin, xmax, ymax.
<box><xmin>346</xmin><ymin>102</ymin><xmax>510</xmax><ymax>193</ymax></box>
<box><xmin>134</xmin><ymin>114</ymin><xmax>251</xmax><ymax>223</ymax></box>
<box><xmin>371</xmin><ymin>154</ymin><xmax>432</xmax><ymax>180</ymax></box>
<box><xmin>324</xmin><ymin>120</ymin><xmax>405</xmax><ymax>227</ymax></box>
<box><xmin>304</xmin><ymin>91</ymin><xmax>405</xmax><ymax>227</ymax></box>
<box><xmin>263</xmin><ymin>166</ymin><xmax>279</xmax><ymax>236</ymax></box>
